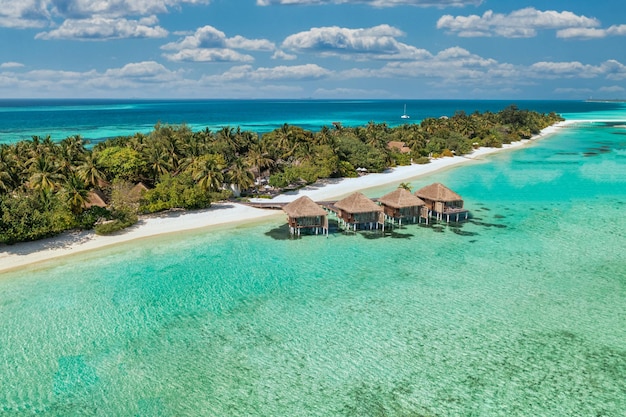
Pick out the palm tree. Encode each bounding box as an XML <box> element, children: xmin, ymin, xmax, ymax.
<box><xmin>144</xmin><ymin>145</ymin><xmax>173</xmax><ymax>183</ymax></box>
<box><xmin>398</xmin><ymin>182</ymin><xmax>412</xmax><ymax>192</ymax></box>
<box><xmin>62</xmin><ymin>172</ymin><xmax>89</xmax><ymax>213</ymax></box>
<box><xmin>245</xmin><ymin>144</ymin><xmax>274</xmax><ymax>189</ymax></box>
<box><xmin>77</xmin><ymin>153</ymin><xmax>107</xmax><ymax>189</ymax></box>
<box><xmin>192</xmin><ymin>155</ymin><xmax>224</xmax><ymax>192</ymax></box>
<box><xmin>217</xmin><ymin>126</ymin><xmax>240</xmax><ymax>152</ymax></box>
<box><xmin>227</xmin><ymin>159</ymin><xmax>255</xmax><ymax>196</ymax></box>
<box><xmin>27</xmin><ymin>155</ymin><xmax>64</xmax><ymax>191</ymax></box>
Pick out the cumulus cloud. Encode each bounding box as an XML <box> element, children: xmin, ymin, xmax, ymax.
<box><xmin>204</xmin><ymin>64</ymin><xmax>331</xmax><ymax>83</ymax></box>
<box><xmin>437</xmin><ymin>7</ymin><xmax>600</xmax><ymax>38</ymax></box>
<box><xmin>49</xmin><ymin>0</ymin><xmax>210</xmax><ymax>19</ymax></box>
<box><xmin>0</xmin><ymin>0</ymin><xmax>209</xmax><ymax>33</ymax></box>
<box><xmin>557</xmin><ymin>24</ymin><xmax>626</xmax><ymax>39</ymax></box>
<box><xmin>257</xmin><ymin>0</ymin><xmax>481</xmax><ymax>7</ymax></box>
<box><xmin>162</xmin><ymin>25</ymin><xmax>274</xmax><ymax>62</ymax></box>
<box><xmin>352</xmin><ymin>46</ymin><xmax>504</xmax><ymax>83</ymax></box>
<box><xmin>0</xmin><ymin>0</ymin><xmax>51</xmax><ymax>28</ymax></box>
<box><xmin>529</xmin><ymin>60</ymin><xmax>626</xmax><ymax>80</ymax></box>
<box><xmin>102</xmin><ymin>61</ymin><xmax>178</xmax><ymax>82</ymax></box>
<box><xmin>0</xmin><ymin>61</ymin><xmax>185</xmax><ymax>96</ymax></box>
<box><xmin>282</xmin><ymin>24</ymin><xmax>430</xmax><ymax>60</ymax></box>
<box><xmin>272</xmin><ymin>50</ymin><xmax>298</xmax><ymax>60</ymax></box>
<box><xmin>0</xmin><ymin>62</ymin><xmax>25</xmax><ymax>69</ymax></box>
<box><xmin>598</xmin><ymin>85</ymin><xmax>625</xmax><ymax>93</ymax></box>
<box><xmin>35</xmin><ymin>16</ymin><xmax>168</xmax><ymax>40</ymax></box>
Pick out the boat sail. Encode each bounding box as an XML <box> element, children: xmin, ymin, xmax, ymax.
<box><xmin>401</xmin><ymin>104</ymin><xmax>410</xmax><ymax>119</ymax></box>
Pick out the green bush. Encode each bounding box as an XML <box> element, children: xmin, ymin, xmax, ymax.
<box><xmin>94</xmin><ymin>210</ymin><xmax>137</xmax><ymax>235</ymax></box>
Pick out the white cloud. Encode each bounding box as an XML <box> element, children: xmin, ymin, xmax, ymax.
<box><xmin>49</xmin><ymin>0</ymin><xmax>210</xmax><ymax>19</ymax></box>
<box><xmin>529</xmin><ymin>60</ymin><xmax>626</xmax><ymax>80</ymax></box>
<box><xmin>437</xmin><ymin>7</ymin><xmax>600</xmax><ymax>38</ymax></box>
<box><xmin>0</xmin><ymin>0</ymin><xmax>51</xmax><ymax>28</ymax></box>
<box><xmin>554</xmin><ymin>87</ymin><xmax>593</xmax><ymax>95</ymax></box>
<box><xmin>0</xmin><ymin>0</ymin><xmax>210</xmax><ymax>30</ymax></box>
<box><xmin>103</xmin><ymin>61</ymin><xmax>176</xmax><ymax>80</ymax></box>
<box><xmin>557</xmin><ymin>24</ymin><xmax>626</xmax><ymax>39</ymax></box>
<box><xmin>359</xmin><ymin>47</ymin><xmax>503</xmax><ymax>83</ymax></box>
<box><xmin>164</xmin><ymin>49</ymin><xmax>254</xmax><ymax>63</ymax></box>
<box><xmin>204</xmin><ymin>64</ymin><xmax>331</xmax><ymax>83</ymax></box>
<box><xmin>257</xmin><ymin>0</ymin><xmax>482</xmax><ymax>7</ymax></box>
<box><xmin>0</xmin><ymin>61</ymin><xmax>185</xmax><ymax>96</ymax></box>
<box><xmin>0</xmin><ymin>62</ymin><xmax>25</xmax><ymax>69</ymax></box>
<box><xmin>272</xmin><ymin>50</ymin><xmax>298</xmax><ymax>60</ymax></box>
<box><xmin>282</xmin><ymin>25</ymin><xmax>430</xmax><ymax>60</ymax></box>
<box><xmin>161</xmin><ymin>25</ymin><xmax>274</xmax><ymax>62</ymax></box>
<box><xmin>35</xmin><ymin>16</ymin><xmax>168</xmax><ymax>40</ymax></box>
<box><xmin>227</xmin><ymin>35</ymin><xmax>275</xmax><ymax>51</ymax></box>
<box><xmin>313</xmin><ymin>87</ymin><xmax>389</xmax><ymax>98</ymax></box>
<box><xmin>598</xmin><ymin>85</ymin><xmax>625</xmax><ymax>93</ymax></box>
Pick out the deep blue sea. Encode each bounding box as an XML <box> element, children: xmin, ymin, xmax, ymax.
<box><xmin>0</xmin><ymin>100</ymin><xmax>625</xmax><ymax>416</ymax></box>
<box><xmin>1</xmin><ymin>98</ymin><xmax>625</xmax><ymax>145</ymax></box>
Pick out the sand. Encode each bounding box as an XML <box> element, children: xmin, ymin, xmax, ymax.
<box><xmin>0</xmin><ymin>121</ymin><xmax>570</xmax><ymax>274</ymax></box>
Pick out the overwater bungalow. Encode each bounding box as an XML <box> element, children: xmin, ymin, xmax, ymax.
<box><xmin>378</xmin><ymin>188</ymin><xmax>428</xmax><ymax>226</ymax></box>
<box><xmin>414</xmin><ymin>183</ymin><xmax>469</xmax><ymax>222</ymax></box>
<box><xmin>333</xmin><ymin>192</ymin><xmax>384</xmax><ymax>231</ymax></box>
<box><xmin>282</xmin><ymin>196</ymin><xmax>328</xmax><ymax>236</ymax></box>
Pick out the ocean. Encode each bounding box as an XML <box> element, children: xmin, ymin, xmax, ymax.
<box><xmin>0</xmin><ymin>98</ymin><xmax>624</xmax><ymax>145</ymax></box>
<box><xmin>0</xmin><ymin>100</ymin><xmax>625</xmax><ymax>416</ymax></box>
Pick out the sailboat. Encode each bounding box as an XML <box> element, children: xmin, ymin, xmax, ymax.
<box><xmin>401</xmin><ymin>104</ymin><xmax>410</xmax><ymax>119</ymax></box>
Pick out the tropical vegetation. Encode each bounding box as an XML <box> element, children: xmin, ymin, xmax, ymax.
<box><xmin>0</xmin><ymin>105</ymin><xmax>563</xmax><ymax>243</ymax></box>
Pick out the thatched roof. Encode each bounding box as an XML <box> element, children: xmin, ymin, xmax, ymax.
<box><xmin>378</xmin><ymin>188</ymin><xmax>425</xmax><ymax>209</ymax></box>
<box><xmin>414</xmin><ymin>183</ymin><xmax>462</xmax><ymax>202</ymax></box>
<box><xmin>334</xmin><ymin>192</ymin><xmax>382</xmax><ymax>214</ymax></box>
<box><xmin>283</xmin><ymin>196</ymin><xmax>326</xmax><ymax>218</ymax></box>
<box><xmin>129</xmin><ymin>182</ymin><xmax>149</xmax><ymax>199</ymax></box>
<box><xmin>387</xmin><ymin>141</ymin><xmax>411</xmax><ymax>154</ymax></box>
<box><xmin>84</xmin><ymin>190</ymin><xmax>107</xmax><ymax>208</ymax></box>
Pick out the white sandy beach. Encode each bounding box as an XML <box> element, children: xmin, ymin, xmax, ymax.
<box><xmin>0</xmin><ymin>121</ymin><xmax>571</xmax><ymax>274</ymax></box>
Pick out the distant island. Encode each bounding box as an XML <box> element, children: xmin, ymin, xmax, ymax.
<box><xmin>0</xmin><ymin>105</ymin><xmax>563</xmax><ymax>244</ymax></box>
<box><xmin>585</xmin><ymin>99</ymin><xmax>626</xmax><ymax>103</ymax></box>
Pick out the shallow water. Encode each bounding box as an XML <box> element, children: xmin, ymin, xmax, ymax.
<box><xmin>1</xmin><ymin>120</ymin><xmax>625</xmax><ymax>415</ymax></box>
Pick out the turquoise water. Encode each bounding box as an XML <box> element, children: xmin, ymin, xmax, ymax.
<box><xmin>1</xmin><ymin>112</ymin><xmax>626</xmax><ymax>415</ymax></box>
<box><xmin>1</xmin><ymin>99</ymin><xmax>624</xmax><ymax>144</ymax></box>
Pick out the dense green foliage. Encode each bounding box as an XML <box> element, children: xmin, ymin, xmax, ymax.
<box><xmin>0</xmin><ymin>105</ymin><xmax>563</xmax><ymax>243</ymax></box>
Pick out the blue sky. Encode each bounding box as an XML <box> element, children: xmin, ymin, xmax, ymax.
<box><xmin>1</xmin><ymin>0</ymin><xmax>625</xmax><ymax>99</ymax></box>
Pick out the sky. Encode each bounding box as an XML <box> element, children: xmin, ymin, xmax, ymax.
<box><xmin>0</xmin><ymin>0</ymin><xmax>625</xmax><ymax>100</ymax></box>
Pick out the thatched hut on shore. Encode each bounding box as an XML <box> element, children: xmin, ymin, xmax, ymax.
<box><xmin>282</xmin><ymin>196</ymin><xmax>328</xmax><ymax>236</ymax></box>
<box><xmin>378</xmin><ymin>188</ymin><xmax>427</xmax><ymax>226</ymax></box>
<box><xmin>333</xmin><ymin>192</ymin><xmax>384</xmax><ymax>231</ymax></box>
<box><xmin>129</xmin><ymin>182</ymin><xmax>149</xmax><ymax>200</ymax></box>
<box><xmin>84</xmin><ymin>190</ymin><xmax>107</xmax><ymax>209</ymax></box>
<box><xmin>414</xmin><ymin>183</ymin><xmax>468</xmax><ymax>222</ymax></box>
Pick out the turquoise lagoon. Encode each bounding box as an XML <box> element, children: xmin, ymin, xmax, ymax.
<box><xmin>1</xmin><ymin>114</ymin><xmax>626</xmax><ymax>415</ymax></box>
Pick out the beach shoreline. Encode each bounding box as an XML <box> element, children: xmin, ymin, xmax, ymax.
<box><xmin>0</xmin><ymin>120</ymin><xmax>571</xmax><ymax>274</ymax></box>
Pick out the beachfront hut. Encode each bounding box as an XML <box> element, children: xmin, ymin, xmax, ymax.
<box><xmin>414</xmin><ymin>182</ymin><xmax>468</xmax><ymax>222</ymax></box>
<box><xmin>282</xmin><ymin>196</ymin><xmax>328</xmax><ymax>236</ymax></box>
<box><xmin>84</xmin><ymin>190</ymin><xmax>107</xmax><ymax>209</ymax></box>
<box><xmin>129</xmin><ymin>182</ymin><xmax>149</xmax><ymax>200</ymax></box>
<box><xmin>333</xmin><ymin>192</ymin><xmax>384</xmax><ymax>231</ymax></box>
<box><xmin>387</xmin><ymin>141</ymin><xmax>411</xmax><ymax>154</ymax></box>
<box><xmin>378</xmin><ymin>188</ymin><xmax>427</xmax><ymax>226</ymax></box>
